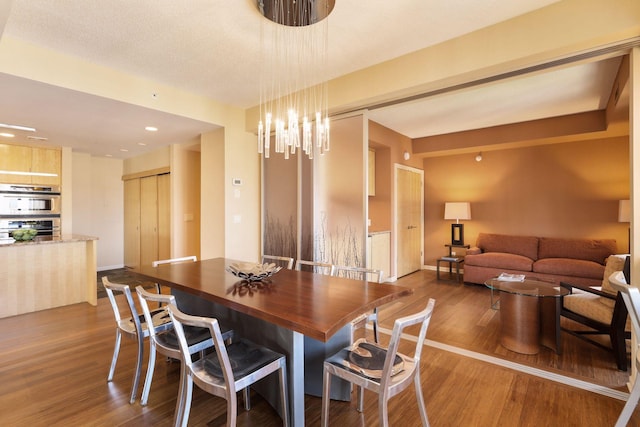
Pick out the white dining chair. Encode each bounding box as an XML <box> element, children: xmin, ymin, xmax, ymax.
<box><xmin>135</xmin><ymin>286</ymin><xmax>233</xmax><ymax>412</ymax></box>
<box><xmin>103</xmin><ymin>277</ymin><xmax>173</xmax><ymax>404</ymax></box>
<box><xmin>152</xmin><ymin>256</ymin><xmax>197</xmax><ymax>295</ymax></box>
<box><xmin>332</xmin><ymin>265</ymin><xmax>384</xmax><ymax>342</ymax></box>
<box><xmin>321</xmin><ymin>298</ymin><xmax>436</xmax><ymax>427</ymax></box>
<box><xmin>166</xmin><ymin>303</ymin><xmax>290</xmax><ymax>427</ymax></box>
<box><xmin>294</xmin><ymin>259</ymin><xmax>334</xmax><ymax>275</ymax></box>
<box><xmin>262</xmin><ymin>255</ymin><xmax>295</xmax><ymax>269</ymax></box>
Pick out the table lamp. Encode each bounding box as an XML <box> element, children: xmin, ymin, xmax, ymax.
<box><xmin>444</xmin><ymin>202</ymin><xmax>471</xmax><ymax>245</ymax></box>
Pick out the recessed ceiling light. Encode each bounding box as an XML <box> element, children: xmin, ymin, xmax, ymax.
<box><xmin>105</xmin><ymin>154</ymin><xmax>113</xmax><ymax>157</ymax></box>
<box><xmin>0</xmin><ymin>123</ymin><xmax>36</xmax><ymax>132</ymax></box>
<box><xmin>27</xmin><ymin>136</ymin><xmax>48</xmax><ymax>141</ymax></box>
<box><xmin>137</xmin><ymin>142</ymin><xmax>147</xmax><ymax>146</ymax></box>
<box><xmin>145</xmin><ymin>126</ymin><xmax>158</xmax><ymax>132</ymax></box>
<box><xmin>0</xmin><ymin>132</ymin><xmax>14</xmax><ymax>138</ymax></box>
<box><xmin>119</xmin><ymin>148</ymin><xmax>129</xmax><ymax>152</ymax></box>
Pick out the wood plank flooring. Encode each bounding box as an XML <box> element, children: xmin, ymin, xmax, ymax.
<box><xmin>0</xmin><ymin>269</ymin><xmax>637</xmax><ymax>426</ymax></box>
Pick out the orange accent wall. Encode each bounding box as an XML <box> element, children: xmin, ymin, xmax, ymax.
<box><xmin>423</xmin><ymin>136</ymin><xmax>630</xmax><ymax>263</ymax></box>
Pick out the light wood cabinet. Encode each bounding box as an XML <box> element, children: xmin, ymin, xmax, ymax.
<box><xmin>367</xmin><ymin>231</ymin><xmax>390</xmax><ymax>281</ymax></box>
<box><xmin>124</xmin><ymin>173</ymin><xmax>170</xmax><ymax>269</ymax></box>
<box><xmin>0</xmin><ymin>144</ymin><xmax>61</xmax><ymax>185</ymax></box>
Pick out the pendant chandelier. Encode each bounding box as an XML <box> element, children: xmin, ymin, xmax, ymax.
<box><xmin>257</xmin><ymin>0</ymin><xmax>335</xmax><ymax>159</ymax></box>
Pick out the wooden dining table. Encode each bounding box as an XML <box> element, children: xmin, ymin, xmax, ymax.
<box><xmin>134</xmin><ymin>257</ymin><xmax>412</xmax><ymax>426</ymax></box>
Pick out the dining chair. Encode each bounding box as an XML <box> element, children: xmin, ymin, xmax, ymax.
<box><xmin>294</xmin><ymin>259</ymin><xmax>334</xmax><ymax>275</ymax></box>
<box><xmin>332</xmin><ymin>265</ymin><xmax>384</xmax><ymax>342</ymax></box>
<box><xmin>135</xmin><ymin>286</ymin><xmax>233</xmax><ymax>412</ymax></box>
<box><xmin>608</xmin><ymin>270</ymin><xmax>640</xmax><ymax>426</ymax></box>
<box><xmin>103</xmin><ymin>276</ymin><xmax>173</xmax><ymax>404</ymax></box>
<box><xmin>151</xmin><ymin>256</ymin><xmax>198</xmax><ymax>295</ymax></box>
<box><xmin>321</xmin><ymin>298</ymin><xmax>436</xmax><ymax>427</ymax></box>
<box><xmin>166</xmin><ymin>303</ymin><xmax>290</xmax><ymax>427</ymax></box>
<box><xmin>262</xmin><ymin>254</ymin><xmax>295</xmax><ymax>269</ymax></box>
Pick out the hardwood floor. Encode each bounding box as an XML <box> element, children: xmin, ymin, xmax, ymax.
<box><xmin>0</xmin><ymin>269</ymin><xmax>637</xmax><ymax>426</ymax></box>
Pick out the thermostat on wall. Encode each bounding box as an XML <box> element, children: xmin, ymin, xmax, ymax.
<box><xmin>232</xmin><ymin>178</ymin><xmax>243</xmax><ymax>186</ymax></box>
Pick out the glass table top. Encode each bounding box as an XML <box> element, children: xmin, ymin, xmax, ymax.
<box><xmin>484</xmin><ymin>276</ymin><xmax>570</xmax><ymax>298</ymax></box>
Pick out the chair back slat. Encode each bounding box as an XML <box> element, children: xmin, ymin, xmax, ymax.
<box><xmin>382</xmin><ymin>298</ymin><xmax>435</xmax><ymax>386</ymax></box>
<box><xmin>295</xmin><ymin>260</ymin><xmax>334</xmax><ymax>275</ymax></box>
<box><xmin>262</xmin><ymin>255</ymin><xmax>294</xmax><ymax>269</ymax></box>
<box><xmin>332</xmin><ymin>265</ymin><xmax>383</xmax><ymax>283</ymax></box>
<box><xmin>152</xmin><ymin>256</ymin><xmax>197</xmax><ymax>267</ymax></box>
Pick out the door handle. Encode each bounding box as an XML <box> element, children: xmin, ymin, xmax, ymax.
<box><xmin>407</xmin><ymin>225</ymin><xmax>417</xmax><ymax>229</ymax></box>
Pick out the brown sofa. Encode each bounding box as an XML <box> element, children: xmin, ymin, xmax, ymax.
<box><xmin>463</xmin><ymin>233</ymin><xmax>617</xmax><ymax>287</ymax></box>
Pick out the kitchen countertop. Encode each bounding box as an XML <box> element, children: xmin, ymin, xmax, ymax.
<box><xmin>0</xmin><ymin>234</ymin><xmax>98</xmax><ymax>247</ymax></box>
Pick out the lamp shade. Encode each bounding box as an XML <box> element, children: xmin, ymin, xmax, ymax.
<box><xmin>619</xmin><ymin>199</ymin><xmax>630</xmax><ymax>223</ymax></box>
<box><xmin>444</xmin><ymin>202</ymin><xmax>471</xmax><ymax>222</ymax></box>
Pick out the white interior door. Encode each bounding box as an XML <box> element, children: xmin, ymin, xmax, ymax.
<box><xmin>396</xmin><ymin>166</ymin><xmax>423</xmax><ymax>277</ymax></box>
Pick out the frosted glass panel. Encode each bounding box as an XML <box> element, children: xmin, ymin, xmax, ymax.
<box><xmin>313</xmin><ymin>115</ymin><xmax>366</xmax><ymax>267</ymax></box>
<box><xmin>263</xmin><ymin>151</ymin><xmax>297</xmax><ymax>259</ymax></box>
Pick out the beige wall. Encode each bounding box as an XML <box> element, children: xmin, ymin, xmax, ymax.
<box><xmin>171</xmin><ymin>143</ymin><xmax>201</xmax><ymax>259</ymax></box>
<box><xmin>72</xmin><ymin>152</ymin><xmax>124</xmax><ymax>269</ymax></box>
<box><xmin>423</xmin><ymin>137</ymin><xmax>630</xmax><ymax>264</ymax></box>
<box><xmin>200</xmin><ymin>130</ymin><xmax>225</xmax><ymax>259</ymax></box>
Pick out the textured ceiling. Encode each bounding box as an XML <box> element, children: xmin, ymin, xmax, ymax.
<box><xmin>0</xmin><ymin>0</ymin><xmax>622</xmax><ymax>159</ymax></box>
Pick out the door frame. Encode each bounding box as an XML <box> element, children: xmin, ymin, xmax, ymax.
<box><xmin>393</xmin><ymin>164</ymin><xmax>424</xmax><ymax>279</ymax></box>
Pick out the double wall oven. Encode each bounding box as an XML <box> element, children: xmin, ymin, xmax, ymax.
<box><xmin>0</xmin><ymin>184</ymin><xmax>61</xmax><ymax>240</ymax></box>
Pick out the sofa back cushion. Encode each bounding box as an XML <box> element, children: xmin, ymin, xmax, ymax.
<box><xmin>538</xmin><ymin>237</ymin><xmax>617</xmax><ymax>265</ymax></box>
<box><xmin>476</xmin><ymin>233</ymin><xmax>539</xmax><ymax>260</ymax></box>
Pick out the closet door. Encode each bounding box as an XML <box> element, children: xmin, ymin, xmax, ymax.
<box><xmin>140</xmin><ymin>175</ymin><xmax>159</xmax><ymax>268</ymax></box>
<box><xmin>157</xmin><ymin>173</ymin><xmax>171</xmax><ymax>261</ymax></box>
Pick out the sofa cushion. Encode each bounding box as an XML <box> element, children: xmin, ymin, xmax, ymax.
<box><xmin>538</xmin><ymin>237</ymin><xmax>616</xmax><ymax>265</ymax></box>
<box><xmin>563</xmin><ymin>289</ymin><xmax>630</xmax><ymax>331</ymax></box>
<box><xmin>464</xmin><ymin>252</ymin><xmax>533</xmax><ymax>272</ymax></box>
<box><xmin>533</xmin><ymin>258</ymin><xmax>605</xmax><ymax>279</ymax></box>
<box><xmin>563</xmin><ymin>290</ymin><xmax>614</xmax><ymax>325</ymax></box>
<box><xmin>476</xmin><ymin>233</ymin><xmax>539</xmax><ymax>261</ymax></box>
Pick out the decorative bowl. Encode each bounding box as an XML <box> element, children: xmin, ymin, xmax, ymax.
<box><xmin>11</xmin><ymin>228</ymin><xmax>38</xmax><ymax>241</ymax></box>
<box><xmin>226</xmin><ymin>262</ymin><xmax>282</xmax><ymax>282</ymax></box>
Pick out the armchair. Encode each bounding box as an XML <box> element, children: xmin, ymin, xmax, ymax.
<box><xmin>560</xmin><ymin>255</ymin><xmax>630</xmax><ymax>370</ymax></box>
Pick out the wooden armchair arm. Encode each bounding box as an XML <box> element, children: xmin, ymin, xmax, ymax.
<box><xmin>559</xmin><ymin>281</ymin><xmax>616</xmax><ymax>300</ymax></box>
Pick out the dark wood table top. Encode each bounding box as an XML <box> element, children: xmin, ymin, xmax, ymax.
<box><xmin>134</xmin><ymin>257</ymin><xmax>413</xmax><ymax>342</ymax></box>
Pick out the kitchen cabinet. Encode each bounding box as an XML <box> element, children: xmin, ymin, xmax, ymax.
<box><xmin>367</xmin><ymin>231</ymin><xmax>390</xmax><ymax>281</ymax></box>
<box><xmin>124</xmin><ymin>173</ymin><xmax>170</xmax><ymax>269</ymax></box>
<box><xmin>0</xmin><ymin>144</ymin><xmax>61</xmax><ymax>185</ymax></box>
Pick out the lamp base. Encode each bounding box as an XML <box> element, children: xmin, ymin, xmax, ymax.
<box><xmin>451</xmin><ymin>223</ymin><xmax>465</xmax><ymax>246</ymax></box>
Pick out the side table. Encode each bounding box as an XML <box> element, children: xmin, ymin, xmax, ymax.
<box><xmin>437</xmin><ymin>257</ymin><xmax>464</xmax><ymax>282</ymax></box>
<box><xmin>437</xmin><ymin>244</ymin><xmax>470</xmax><ymax>282</ymax></box>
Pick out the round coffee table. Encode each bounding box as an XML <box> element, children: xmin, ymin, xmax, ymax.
<box><xmin>484</xmin><ymin>276</ymin><xmax>570</xmax><ymax>354</ymax></box>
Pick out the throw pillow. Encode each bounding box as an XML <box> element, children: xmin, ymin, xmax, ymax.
<box><xmin>599</xmin><ymin>255</ymin><xmax>627</xmax><ymax>309</ymax></box>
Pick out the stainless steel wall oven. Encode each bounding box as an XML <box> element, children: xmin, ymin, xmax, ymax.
<box><xmin>0</xmin><ymin>184</ymin><xmax>61</xmax><ymax>240</ymax></box>
<box><xmin>0</xmin><ymin>184</ymin><xmax>61</xmax><ymax>216</ymax></box>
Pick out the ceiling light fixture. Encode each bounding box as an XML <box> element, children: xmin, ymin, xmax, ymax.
<box><xmin>0</xmin><ymin>132</ymin><xmax>14</xmax><ymax>138</ymax></box>
<box><xmin>256</xmin><ymin>0</ymin><xmax>335</xmax><ymax>159</ymax></box>
<box><xmin>145</xmin><ymin>126</ymin><xmax>158</xmax><ymax>132</ymax></box>
<box><xmin>0</xmin><ymin>123</ymin><xmax>36</xmax><ymax>132</ymax></box>
<box><xmin>27</xmin><ymin>136</ymin><xmax>48</xmax><ymax>141</ymax></box>
<box><xmin>475</xmin><ymin>152</ymin><xmax>483</xmax><ymax>162</ymax></box>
